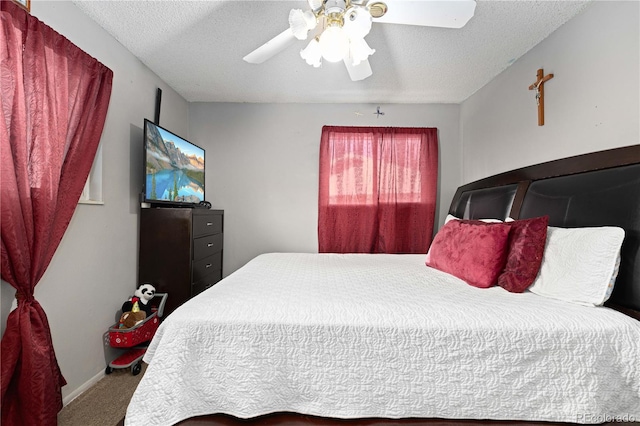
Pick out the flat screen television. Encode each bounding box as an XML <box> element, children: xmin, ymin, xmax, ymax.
<box><xmin>142</xmin><ymin>119</ymin><xmax>205</xmax><ymax>207</ymax></box>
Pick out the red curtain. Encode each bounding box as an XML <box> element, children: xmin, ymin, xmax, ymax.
<box><xmin>0</xmin><ymin>2</ymin><xmax>113</xmax><ymax>424</ymax></box>
<box><xmin>318</xmin><ymin>126</ymin><xmax>438</xmax><ymax>253</ymax></box>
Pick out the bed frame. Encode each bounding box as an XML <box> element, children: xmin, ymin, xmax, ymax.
<box><xmin>449</xmin><ymin>144</ymin><xmax>640</xmax><ymax>319</ymax></box>
<box><xmin>119</xmin><ymin>144</ymin><xmax>640</xmax><ymax>426</ymax></box>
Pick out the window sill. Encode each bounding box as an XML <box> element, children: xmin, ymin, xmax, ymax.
<box><xmin>78</xmin><ymin>200</ymin><xmax>104</xmax><ymax>206</ymax></box>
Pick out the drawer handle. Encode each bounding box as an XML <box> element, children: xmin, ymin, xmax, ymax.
<box><xmin>206</xmin><ymin>222</ymin><xmax>213</xmax><ymax>226</ymax></box>
<box><xmin>205</xmin><ymin>263</ymin><xmax>213</xmax><ymax>269</ymax></box>
<box><xmin>207</xmin><ymin>243</ymin><xmax>214</xmax><ymax>247</ymax></box>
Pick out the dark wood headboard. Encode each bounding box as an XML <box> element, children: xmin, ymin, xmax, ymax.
<box><xmin>449</xmin><ymin>145</ymin><xmax>640</xmax><ymax>318</ymax></box>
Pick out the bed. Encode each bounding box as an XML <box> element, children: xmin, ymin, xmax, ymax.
<box><xmin>125</xmin><ymin>145</ymin><xmax>640</xmax><ymax>426</ymax></box>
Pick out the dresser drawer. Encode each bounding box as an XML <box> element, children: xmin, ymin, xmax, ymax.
<box><xmin>191</xmin><ymin>272</ymin><xmax>222</xmax><ymax>297</ymax></box>
<box><xmin>193</xmin><ymin>213</ymin><xmax>223</xmax><ymax>238</ymax></box>
<box><xmin>192</xmin><ymin>252</ymin><xmax>222</xmax><ymax>283</ymax></box>
<box><xmin>193</xmin><ymin>233</ymin><xmax>223</xmax><ymax>261</ymax></box>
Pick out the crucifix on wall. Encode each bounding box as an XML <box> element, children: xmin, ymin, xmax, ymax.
<box><xmin>528</xmin><ymin>68</ymin><xmax>554</xmax><ymax>126</ymax></box>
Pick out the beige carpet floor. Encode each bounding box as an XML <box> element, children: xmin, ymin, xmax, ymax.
<box><xmin>58</xmin><ymin>363</ymin><xmax>146</xmax><ymax>426</ymax></box>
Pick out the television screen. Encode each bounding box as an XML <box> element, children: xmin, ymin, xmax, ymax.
<box><xmin>143</xmin><ymin>119</ymin><xmax>205</xmax><ymax>205</ymax></box>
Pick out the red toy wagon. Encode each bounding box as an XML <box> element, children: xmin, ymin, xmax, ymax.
<box><xmin>105</xmin><ymin>292</ymin><xmax>167</xmax><ymax>375</ymax></box>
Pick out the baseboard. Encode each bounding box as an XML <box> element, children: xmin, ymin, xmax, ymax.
<box><xmin>62</xmin><ymin>369</ymin><xmax>105</xmax><ymax>406</ymax></box>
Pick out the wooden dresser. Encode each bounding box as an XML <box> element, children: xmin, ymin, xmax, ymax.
<box><xmin>138</xmin><ymin>208</ymin><xmax>223</xmax><ymax>316</ymax></box>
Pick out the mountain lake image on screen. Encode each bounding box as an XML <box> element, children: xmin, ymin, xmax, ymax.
<box><xmin>144</xmin><ymin>119</ymin><xmax>205</xmax><ymax>205</ymax></box>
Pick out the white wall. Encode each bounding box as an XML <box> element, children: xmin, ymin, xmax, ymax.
<box><xmin>0</xmin><ymin>1</ymin><xmax>189</xmax><ymax>403</ymax></box>
<box><xmin>461</xmin><ymin>1</ymin><xmax>639</xmax><ymax>183</ymax></box>
<box><xmin>189</xmin><ymin>103</ymin><xmax>461</xmax><ymax>275</ymax></box>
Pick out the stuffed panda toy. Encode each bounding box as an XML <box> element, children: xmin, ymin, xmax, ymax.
<box><xmin>121</xmin><ymin>283</ymin><xmax>156</xmax><ymax>317</ymax></box>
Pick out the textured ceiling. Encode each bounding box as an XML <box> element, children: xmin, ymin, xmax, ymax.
<box><xmin>72</xmin><ymin>0</ymin><xmax>591</xmax><ymax>104</ymax></box>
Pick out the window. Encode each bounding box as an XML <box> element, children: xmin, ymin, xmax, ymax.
<box><xmin>318</xmin><ymin>126</ymin><xmax>438</xmax><ymax>254</ymax></box>
<box><xmin>78</xmin><ymin>143</ymin><xmax>103</xmax><ymax>204</ymax></box>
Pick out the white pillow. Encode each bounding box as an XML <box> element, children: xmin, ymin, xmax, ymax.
<box><xmin>528</xmin><ymin>226</ymin><xmax>625</xmax><ymax>306</ymax></box>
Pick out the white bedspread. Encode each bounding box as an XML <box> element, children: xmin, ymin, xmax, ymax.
<box><xmin>125</xmin><ymin>253</ymin><xmax>640</xmax><ymax>425</ymax></box>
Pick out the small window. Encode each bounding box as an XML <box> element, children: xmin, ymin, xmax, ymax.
<box><xmin>78</xmin><ymin>143</ymin><xmax>103</xmax><ymax>205</ymax></box>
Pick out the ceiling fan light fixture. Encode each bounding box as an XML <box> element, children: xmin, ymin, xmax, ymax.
<box><xmin>289</xmin><ymin>9</ymin><xmax>317</xmax><ymax>40</ymax></box>
<box><xmin>343</xmin><ymin>7</ymin><xmax>372</xmax><ymax>39</ymax></box>
<box><xmin>244</xmin><ymin>0</ymin><xmax>477</xmax><ymax>81</ymax></box>
<box><xmin>319</xmin><ymin>25</ymin><xmax>350</xmax><ymax>63</ymax></box>
<box><xmin>300</xmin><ymin>38</ymin><xmax>322</xmax><ymax>68</ymax></box>
<box><xmin>348</xmin><ymin>37</ymin><xmax>375</xmax><ymax>66</ymax></box>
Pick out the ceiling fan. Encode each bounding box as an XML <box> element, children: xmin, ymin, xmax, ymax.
<box><xmin>243</xmin><ymin>0</ymin><xmax>477</xmax><ymax>81</ymax></box>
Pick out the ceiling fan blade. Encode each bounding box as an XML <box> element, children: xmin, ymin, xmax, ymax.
<box><xmin>373</xmin><ymin>0</ymin><xmax>476</xmax><ymax>29</ymax></box>
<box><xmin>344</xmin><ymin>58</ymin><xmax>373</xmax><ymax>81</ymax></box>
<box><xmin>243</xmin><ymin>28</ymin><xmax>297</xmax><ymax>64</ymax></box>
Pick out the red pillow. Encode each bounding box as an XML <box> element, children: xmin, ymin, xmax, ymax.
<box><xmin>497</xmin><ymin>216</ymin><xmax>549</xmax><ymax>293</ymax></box>
<box><xmin>426</xmin><ymin>220</ymin><xmax>512</xmax><ymax>288</ymax></box>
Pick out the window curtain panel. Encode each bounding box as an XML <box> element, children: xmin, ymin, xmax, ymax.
<box><xmin>0</xmin><ymin>2</ymin><xmax>113</xmax><ymax>425</ymax></box>
<box><xmin>318</xmin><ymin>126</ymin><xmax>438</xmax><ymax>254</ymax></box>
